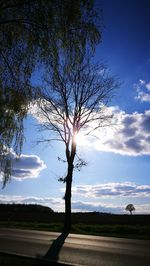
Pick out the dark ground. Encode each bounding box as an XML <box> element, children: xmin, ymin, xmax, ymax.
<box><xmin>0</xmin><ymin>204</ymin><xmax>150</xmax><ymax>240</ymax></box>
<box><xmin>0</xmin><ymin>204</ymin><xmax>150</xmax><ymax>225</ymax></box>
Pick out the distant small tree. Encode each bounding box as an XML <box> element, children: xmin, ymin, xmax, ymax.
<box><xmin>125</xmin><ymin>204</ymin><xmax>135</xmax><ymax>215</ymax></box>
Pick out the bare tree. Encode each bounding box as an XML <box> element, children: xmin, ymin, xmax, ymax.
<box><xmin>37</xmin><ymin>54</ymin><xmax>118</xmax><ymax>232</ymax></box>
<box><xmin>125</xmin><ymin>204</ymin><xmax>135</xmax><ymax>215</ymax></box>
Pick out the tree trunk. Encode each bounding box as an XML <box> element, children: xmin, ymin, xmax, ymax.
<box><xmin>64</xmin><ymin>162</ymin><xmax>74</xmax><ymax>233</ymax></box>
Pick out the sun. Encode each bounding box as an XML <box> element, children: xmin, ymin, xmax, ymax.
<box><xmin>74</xmin><ymin>132</ymin><xmax>86</xmax><ymax>146</ymax></box>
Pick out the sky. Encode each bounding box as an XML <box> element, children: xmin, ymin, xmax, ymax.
<box><xmin>1</xmin><ymin>0</ymin><xmax>150</xmax><ymax>214</ymax></box>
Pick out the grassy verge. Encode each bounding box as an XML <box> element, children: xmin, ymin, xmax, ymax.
<box><xmin>72</xmin><ymin>223</ymin><xmax>150</xmax><ymax>240</ymax></box>
<box><xmin>0</xmin><ymin>221</ymin><xmax>64</xmax><ymax>232</ymax></box>
<box><xmin>0</xmin><ymin>221</ymin><xmax>150</xmax><ymax>240</ymax></box>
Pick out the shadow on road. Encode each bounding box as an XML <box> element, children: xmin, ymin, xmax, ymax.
<box><xmin>43</xmin><ymin>232</ymin><xmax>69</xmax><ymax>262</ymax></box>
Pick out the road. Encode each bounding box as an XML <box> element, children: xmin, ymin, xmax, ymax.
<box><xmin>0</xmin><ymin>228</ymin><xmax>150</xmax><ymax>266</ymax></box>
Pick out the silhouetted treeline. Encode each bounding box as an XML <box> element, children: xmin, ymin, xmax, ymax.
<box><xmin>0</xmin><ymin>204</ymin><xmax>150</xmax><ymax>225</ymax></box>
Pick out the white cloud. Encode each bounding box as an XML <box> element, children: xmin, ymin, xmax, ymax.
<box><xmin>0</xmin><ymin>194</ymin><xmax>122</xmax><ymax>213</ymax></box>
<box><xmin>0</xmin><ymin>194</ymin><xmax>149</xmax><ymax>214</ymax></box>
<box><xmin>29</xmin><ymin>101</ymin><xmax>48</xmax><ymax>124</ymax></box>
<box><xmin>77</xmin><ymin>108</ymin><xmax>150</xmax><ymax>156</ymax></box>
<box><xmin>135</xmin><ymin>79</ymin><xmax>150</xmax><ymax>102</ymax></box>
<box><xmin>0</xmin><ymin>195</ymin><xmax>63</xmax><ymax>212</ymax></box>
<box><xmin>135</xmin><ymin>91</ymin><xmax>150</xmax><ymax>102</ymax></box>
<box><xmin>71</xmin><ymin>201</ymin><xmax>123</xmax><ymax>213</ymax></box>
<box><xmin>30</xmin><ymin>97</ymin><xmax>150</xmax><ymax>156</ymax></box>
<box><xmin>0</xmin><ymin>151</ymin><xmax>46</xmax><ymax>181</ymax></box>
<box><xmin>146</xmin><ymin>83</ymin><xmax>150</xmax><ymax>91</ymax></box>
<box><xmin>12</xmin><ymin>154</ymin><xmax>46</xmax><ymax>180</ymax></box>
<box><xmin>72</xmin><ymin>182</ymin><xmax>150</xmax><ymax>198</ymax></box>
<box><xmin>72</xmin><ymin>201</ymin><xmax>150</xmax><ymax>214</ymax></box>
<box><xmin>139</xmin><ymin>79</ymin><xmax>145</xmax><ymax>85</ymax></box>
<box><xmin>135</xmin><ymin>204</ymin><xmax>150</xmax><ymax>214</ymax></box>
<box><xmin>31</xmin><ymin>102</ymin><xmax>150</xmax><ymax>156</ymax></box>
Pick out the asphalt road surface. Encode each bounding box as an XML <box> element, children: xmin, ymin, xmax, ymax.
<box><xmin>0</xmin><ymin>228</ymin><xmax>150</xmax><ymax>266</ymax></box>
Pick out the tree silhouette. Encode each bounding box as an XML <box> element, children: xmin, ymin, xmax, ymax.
<box><xmin>0</xmin><ymin>0</ymin><xmax>101</xmax><ymax>187</ymax></box>
<box><xmin>125</xmin><ymin>204</ymin><xmax>135</xmax><ymax>215</ymax></box>
<box><xmin>37</xmin><ymin>52</ymin><xmax>118</xmax><ymax>232</ymax></box>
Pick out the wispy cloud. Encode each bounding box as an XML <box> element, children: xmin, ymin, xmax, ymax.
<box><xmin>72</xmin><ymin>201</ymin><xmax>150</xmax><ymax>214</ymax></box>
<box><xmin>72</xmin><ymin>201</ymin><xmax>122</xmax><ymax>213</ymax></box>
<box><xmin>0</xmin><ymin>194</ymin><xmax>149</xmax><ymax>214</ymax></box>
<box><xmin>72</xmin><ymin>182</ymin><xmax>150</xmax><ymax>198</ymax></box>
<box><xmin>0</xmin><ymin>151</ymin><xmax>46</xmax><ymax>181</ymax></box>
<box><xmin>0</xmin><ymin>194</ymin><xmax>122</xmax><ymax>213</ymax></box>
<box><xmin>135</xmin><ymin>91</ymin><xmax>150</xmax><ymax>102</ymax></box>
<box><xmin>0</xmin><ymin>195</ymin><xmax>63</xmax><ymax>212</ymax></box>
<box><xmin>135</xmin><ymin>204</ymin><xmax>150</xmax><ymax>214</ymax></box>
<box><xmin>135</xmin><ymin>79</ymin><xmax>150</xmax><ymax>102</ymax></box>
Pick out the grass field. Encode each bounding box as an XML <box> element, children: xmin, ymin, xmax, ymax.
<box><xmin>0</xmin><ymin>205</ymin><xmax>150</xmax><ymax>240</ymax></box>
<box><xmin>0</xmin><ymin>206</ymin><xmax>150</xmax><ymax>265</ymax></box>
<box><xmin>0</xmin><ymin>221</ymin><xmax>150</xmax><ymax>240</ymax></box>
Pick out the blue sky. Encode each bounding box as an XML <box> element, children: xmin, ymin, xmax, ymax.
<box><xmin>1</xmin><ymin>0</ymin><xmax>150</xmax><ymax>214</ymax></box>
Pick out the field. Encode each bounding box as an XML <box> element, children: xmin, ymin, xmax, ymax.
<box><xmin>0</xmin><ymin>204</ymin><xmax>150</xmax><ymax>266</ymax></box>
<box><xmin>0</xmin><ymin>204</ymin><xmax>150</xmax><ymax>240</ymax></box>
<box><xmin>0</xmin><ymin>221</ymin><xmax>150</xmax><ymax>240</ymax></box>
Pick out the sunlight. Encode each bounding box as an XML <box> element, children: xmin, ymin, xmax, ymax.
<box><xmin>74</xmin><ymin>132</ymin><xmax>87</xmax><ymax>146</ymax></box>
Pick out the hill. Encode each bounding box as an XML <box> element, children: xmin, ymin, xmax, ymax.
<box><xmin>0</xmin><ymin>204</ymin><xmax>54</xmax><ymax>222</ymax></box>
<box><xmin>0</xmin><ymin>204</ymin><xmax>150</xmax><ymax>225</ymax></box>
